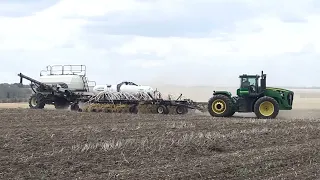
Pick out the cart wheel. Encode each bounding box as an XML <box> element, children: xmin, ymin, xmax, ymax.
<box><xmin>157</xmin><ymin>105</ymin><xmax>169</xmax><ymax>114</ymax></box>
<box><xmin>70</xmin><ymin>103</ymin><xmax>80</xmax><ymax>111</ymax></box>
<box><xmin>129</xmin><ymin>105</ymin><xmax>138</xmax><ymax>114</ymax></box>
<box><xmin>176</xmin><ymin>105</ymin><xmax>188</xmax><ymax>114</ymax></box>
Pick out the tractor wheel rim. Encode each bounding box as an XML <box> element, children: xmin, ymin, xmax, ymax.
<box><xmin>211</xmin><ymin>99</ymin><xmax>226</xmax><ymax>114</ymax></box>
<box><xmin>259</xmin><ymin>101</ymin><xmax>274</xmax><ymax>116</ymax></box>
<box><xmin>30</xmin><ymin>97</ymin><xmax>37</xmax><ymax>106</ymax></box>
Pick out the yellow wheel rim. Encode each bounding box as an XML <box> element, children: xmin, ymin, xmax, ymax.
<box><xmin>211</xmin><ymin>99</ymin><xmax>226</xmax><ymax>114</ymax></box>
<box><xmin>259</xmin><ymin>101</ymin><xmax>274</xmax><ymax>116</ymax></box>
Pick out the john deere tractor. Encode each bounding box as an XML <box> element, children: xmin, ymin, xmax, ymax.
<box><xmin>208</xmin><ymin>71</ymin><xmax>294</xmax><ymax>119</ymax></box>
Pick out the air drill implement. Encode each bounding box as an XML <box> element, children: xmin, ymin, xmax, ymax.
<box><xmin>17</xmin><ymin>65</ymin><xmax>204</xmax><ymax>115</ymax></box>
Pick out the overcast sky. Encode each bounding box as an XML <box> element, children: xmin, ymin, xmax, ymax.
<box><xmin>0</xmin><ymin>0</ymin><xmax>319</xmax><ymax>87</ymax></box>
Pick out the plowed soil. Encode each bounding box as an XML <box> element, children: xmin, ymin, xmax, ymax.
<box><xmin>1</xmin><ymin>108</ymin><xmax>320</xmax><ymax>179</ymax></box>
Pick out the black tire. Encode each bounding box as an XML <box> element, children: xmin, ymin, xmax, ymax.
<box><xmin>156</xmin><ymin>105</ymin><xmax>169</xmax><ymax>114</ymax></box>
<box><xmin>28</xmin><ymin>93</ymin><xmax>45</xmax><ymax>109</ymax></box>
<box><xmin>54</xmin><ymin>104</ymin><xmax>69</xmax><ymax>109</ymax></box>
<box><xmin>225</xmin><ymin>102</ymin><xmax>236</xmax><ymax>117</ymax></box>
<box><xmin>176</xmin><ymin>105</ymin><xmax>188</xmax><ymax>114</ymax></box>
<box><xmin>54</xmin><ymin>99</ymin><xmax>69</xmax><ymax>109</ymax></box>
<box><xmin>226</xmin><ymin>110</ymin><xmax>236</xmax><ymax>117</ymax></box>
<box><xmin>129</xmin><ymin>105</ymin><xmax>138</xmax><ymax>114</ymax></box>
<box><xmin>208</xmin><ymin>94</ymin><xmax>233</xmax><ymax>117</ymax></box>
<box><xmin>184</xmin><ymin>107</ymin><xmax>189</xmax><ymax>114</ymax></box>
<box><xmin>254</xmin><ymin>96</ymin><xmax>279</xmax><ymax>119</ymax></box>
<box><xmin>70</xmin><ymin>103</ymin><xmax>80</xmax><ymax>111</ymax></box>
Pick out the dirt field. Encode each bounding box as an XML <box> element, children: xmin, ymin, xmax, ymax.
<box><xmin>1</xmin><ymin>108</ymin><xmax>320</xmax><ymax>179</ymax></box>
<box><xmin>1</xmin><ymin>88</ymin><xmax>320</xmax><ymax>179</ymax></box>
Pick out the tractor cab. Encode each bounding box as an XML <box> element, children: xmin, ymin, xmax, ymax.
<box><xmin>237</xmin><ymin>71</ymin><xmax>266</xmax><ymax>97</ymax></box>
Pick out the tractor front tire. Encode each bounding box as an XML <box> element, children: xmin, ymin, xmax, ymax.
<box><xmin>208</xmin><ymin>94</ymin><xmax>233</xmax><ymax>117</ymax></box>
<box><xmin>227</xmin><ymin>110</ymin><xmax>236</xmax><ymax>117</ymax></box>
<box><xmin>28</xmin><ymin>94</ymin><xmax>45</xmax><ymax>109</ymax></box>
<box><xmin>254</xmin><ymin>96</ymin><xmax>279</xmax><ymax>119</ymax></box>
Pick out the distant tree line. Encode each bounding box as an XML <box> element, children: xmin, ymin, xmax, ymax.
<box><xmin>0</xmin><ymin>83</ymin><xmax>32</xmax><ymax>103</ymax></box>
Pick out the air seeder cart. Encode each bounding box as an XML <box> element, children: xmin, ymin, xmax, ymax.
<box><xmin>208</xmin><ymin>71</ymin><xmax>294</xmax><ymax>119</ymax></box>
<box><xmin>17</xmin><ymin>65</ymin><xmax>204</xmax><ymax>115</ymax></box>
<box><xmin>18</xmin><ymin>65</ymin><xmax>95</xmax><ymax>111</ymax></box>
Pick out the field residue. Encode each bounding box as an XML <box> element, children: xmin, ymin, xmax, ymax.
<box><xmin>0</xmin><ymin>108</ymin><xmax>320</xmax><ymax>179</ymax></box>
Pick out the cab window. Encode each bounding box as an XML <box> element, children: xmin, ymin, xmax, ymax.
<box><xmin>241</xmin><ymin>77</ymin><xmax>256</xmax><ymax>88</ymax></box>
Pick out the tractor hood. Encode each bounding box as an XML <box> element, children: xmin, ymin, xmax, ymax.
<box><xmin>265</xmin><ymin>87</ymin><xmax>293</xmax><ymax>93</ymax></box>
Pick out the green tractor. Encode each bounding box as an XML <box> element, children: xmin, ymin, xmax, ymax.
<box><xmin>208</xmin><ymin>71</ymin><xmax>294</xmax><ymax>119</ymax></box>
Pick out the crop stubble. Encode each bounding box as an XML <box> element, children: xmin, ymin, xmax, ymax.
<box><xmin>0</xmin><ymin>109</ymin><xmax>320</xmax><ymax>179</ymax></box>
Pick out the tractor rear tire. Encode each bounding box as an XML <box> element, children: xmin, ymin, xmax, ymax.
<box><xmin>28</xmin><ymin>94</ymin><xmax>45</xmax><ymax>109</ymax></box>
<box><xmin>208</xmin><ymin>94</ymin><xmax>233</xmax><ymax>117</ymax></box>
<box><xmin>254</xmin><ymin>96</ymin><xmax>279</xmax><ymax>119</ymax></box>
